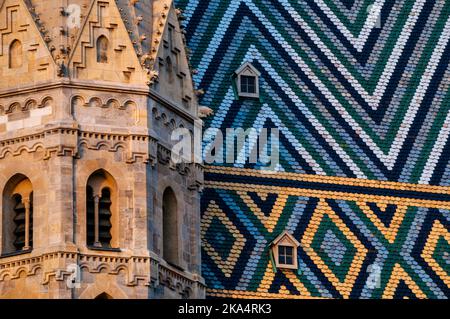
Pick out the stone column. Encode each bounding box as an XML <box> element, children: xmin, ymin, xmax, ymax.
<box><xmin>94</xmin><ymin>194</ymin><xmax>101</xmax><ymax>247</ymax></box>
<box><xmin>23</xmin><ymin>198</ymin><xmax>31</xmax><ymax>250</ymax></box>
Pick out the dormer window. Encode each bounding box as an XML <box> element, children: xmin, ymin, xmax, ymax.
<box><xmin>235</xmin><ymin>62</ymin><xmax>260</xmax><ymax>98</ymax></box>
<box><xmin>270</xmin><ymin>231</ymin><xmax>300</xmax><ymax>270</ymax></box>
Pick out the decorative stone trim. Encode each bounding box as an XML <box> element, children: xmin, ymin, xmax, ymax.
<box><xmin>0</xmin><ymin>249</ymin><xmax>205</xmax><ymax>296</ymax></box>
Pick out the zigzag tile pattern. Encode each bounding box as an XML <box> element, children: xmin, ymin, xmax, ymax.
<box><xmin>177</xmin><ymin>0</ymin><xmax>450</xmax><ymax>185</ymax></box>
<box><xmin>175</xmin><ymin>0</ymin><xmax>450</xmax><ymax>298</ymax></box>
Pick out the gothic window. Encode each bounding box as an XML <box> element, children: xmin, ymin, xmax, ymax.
<box><xmin>95</xmin><ymin>292</ymin><xmax>113</xmax><ymax>299</ymax></box>
<box><xmin>166</xmin><ymin>56</ymin><xmax>174</xmax><ymax>83</ymax></box>
<box><xmin>235</xmin><ymin>62</ymin><xmax>261</xmax><ymax>98</ymax></box>
<box><xmin>179</xmin><ymin>76</ymin><xmax>184</xmax><ymax>97</ymax></box>
<box><xmin>270</xmin><ymin>231</ymin><xmax>300</xmax><ymax>270</ymax></box>
<box><xmin>2</xmin><ymin>174</ymin><xmax>33</xmax><ymax>255</ymax></box>
<box><xmin>162</xmin><ymin>187</ymin><xmax>179</xmax><ymax>266</ymax></box>
<box><xmin>86</xmin><ymin>170</ymin><xmax>117</xmax><ymax>249</ymax></box>
<box><xmin>9</xmin><ymin>39</ymin><xmax>23</xmax><ymax>69</ymax></box>
<box><xmin>97</xmin><ymin>35</ymin><xmax>109</xmax><ymax>63</ymax></box>
<box><xmin>168</xmin><ymin>26</ymin><xmax>174</xmax><ymax>51</ymax></box>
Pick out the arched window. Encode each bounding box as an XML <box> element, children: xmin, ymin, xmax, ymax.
<box><xmin>9</xmin><ymin>39</ymin><xmax>23</xmax><ymax>69</ymax></box>
<box><xmin>96</xmin><ymin>36</ymin><xmax>109</xmax><ymax>63</ymax></box>
<box><xmin>162</xmin><ymin>187</ymin><xmax>179</xmax><ymax>266</ymax></box>
<box><xmin>2</xmin><ymin>174</ymin><xmax>33</xmax><ymax>255</ymax></box>
<box><xmin>166</xmin><ymin>56</ymin><xmax>174</xmax><ymax>83</ymax></box>
<box><xmin>95</xmin><ymin>292</ymin><xmax>113</xmax><ymax>299</ymax></box>
<box><xmin>86</xmin><ymin>170</ymin><xmax>117</xmax><ymax>248</ymax></box>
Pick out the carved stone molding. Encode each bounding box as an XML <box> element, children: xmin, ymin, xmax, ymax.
<box><xmin>152</xmin><ymin>105</ymin><xmax>187</xmax><ymax>130</ymax></box>
<box><xmin>71</xmin><ymin>95</ymin><xmax>137</xmax><ymax>111</ymax></box>
<box><xmin>0</xmin><ymin>126</ymin><xmax>157</xmax><ymax>164</ymax></box>
<box><xmin>188</xmin><ymin>163</ymin><xmax>204</xmax><ymax>191</ymax></box>
<box><xmin>158</xmin><ymin>263</ymin><xmax>204</xmax><ymax>297</ymax></box>
<box><xmin>0</xmin><ymin>96</ymin><xmax>53</xmax><ymax>116</ymax></box>
<box><xmin>157</xmin><ymin>144</ymin><xmax>171</xmax><ymax>165</ymax></box>
<box><xmin>0</xmin><ymin>251</ymin><xmax>150</xmax><ymax>287</ymax></box>
<box><xmin>0</xmin><ymin>250</ymin><xmax>205</xmax><ymax>297</ymax></box>
<box><xmin>71</xmin><ymin>95</ymin><xmax>140</xmax><ymax>125</ymax></box>
<box><xmin>0</xmin><ymin>125</ymin><xmax>197</xmax><ymax>170</ymax></box>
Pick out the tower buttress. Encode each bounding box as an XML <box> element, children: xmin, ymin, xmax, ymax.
<box><xmin>0</xmin><ymin>0</ymin><xmax>204</xmax><ymax>299</ymax></box>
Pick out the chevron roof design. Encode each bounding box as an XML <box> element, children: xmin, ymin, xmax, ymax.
<box><xmin>176</xmin><ymin>0</ymin><xmax>450</xmax><ymax>299</ymax></box>
<box><xmin>177</xmin><ymin>0</ymin><xmax>450</xmax><ymax>185</ymax></box>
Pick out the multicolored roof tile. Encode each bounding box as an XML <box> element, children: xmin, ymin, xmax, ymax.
<box><xmin>175</xmin><ymin>0</ymin><xmax>450</xmax><ymax>298</ymax></box>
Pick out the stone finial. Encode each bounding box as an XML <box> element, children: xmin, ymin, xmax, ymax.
<box><xmin>198</xmin><ymin>106</ymin><xmax>213</xmax><ymax>118</ymax></box>
<box><xmin>146</xmin><ymin>70</ymin><xmax>159</xmax><ymax>85</ymax></box>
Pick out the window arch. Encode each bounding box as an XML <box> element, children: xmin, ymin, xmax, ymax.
<box><xmin>95</xmin><ymin>292</ymin><xmax>113</xmax><ymax>299</ymax></box>
<box><xmin>166</xmin><ymin>56</ymin><xmax>174</xmax><ymax>83</ymax></box>
<box><xmin>9</xmin><ymin>39</ymin><xmax>23</xmax><ymax>69</ymax></box>
<box><xmin>96</xmin><ymin>35</ymin><xmax>109</xmax><ymax>63</ymax></box>
<box><xmin>86</xmin><ymin>170</ymin><xmax>117</xmax><ymax>249</ymax></box>
<box><xmin>2</xmin><ymin>174</ymin><xmax>33</xmax><ymax>255</ymax></box>
<box><xmin>162</xmin><ymin>187</ymin><xmax>179</xmax><ymax>266</ymax></box>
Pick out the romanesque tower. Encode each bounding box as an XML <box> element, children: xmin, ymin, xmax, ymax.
<box><xmin>0</xmin><ymin>0</ymin><xmax>204</xmax><ymax>298</ymax></box>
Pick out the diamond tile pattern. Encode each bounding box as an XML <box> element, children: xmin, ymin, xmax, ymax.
<box><xmin>175</xmin><ymin>0</ymin><xmax>450</xmax><ymax>298</ymax></box>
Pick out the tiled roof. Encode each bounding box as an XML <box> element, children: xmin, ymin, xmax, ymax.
<box><xmin>176</xmin><ymin>0</ymin><xmax>450</xmax><ymax>298</ymax></box>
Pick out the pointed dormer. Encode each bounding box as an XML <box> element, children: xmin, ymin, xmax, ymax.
<box><xmin>21</xmin><ymin>0</ymin><xmax>92</xmax><ymax>65</ymax></box>
<box><xmin>68</xmin><ymin>0</ymin><xmax>148</xmax><ymax>85</ymax></box>
<box><xmin>0</xmin><ymin>0</ymin><xmax>57</xmax><ymax>90</ymax></box>
<box><xmin>270</xmin><ymin>231</ymin><xmax>300</xmax><ymax>270</ymax></box>
<box><xmin>150</xmin><ymin>1</ymin><xmax>198</xmax><ymax>116</ymax></box>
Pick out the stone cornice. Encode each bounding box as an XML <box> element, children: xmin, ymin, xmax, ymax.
<box><xmin>0</xmin><ymin>125</ymin><xmax>204</xmax><ymax>183</ymax></box>
<box><xmin>0</xmin><ymin>80</ymin><xmax>198</xmax><ymax>123</ymax></box>
<box><xmin>0</xmin><ymin>125</ymin><xmax>157</xmax><ymax>148</ymax></box>
<box><xmin>0</xmin><ymin>249</ymin><xmax>205</xmax><ymax>291</ymax></box>
<box><xmin>149</xmin><ymin>89</ymin><xmax>198</xmax><ymax>123</ymax></box>
<box><xmin>0</xmin><ymin>125</ymin><xmax>158</xmax><ymax>164</ymax></box>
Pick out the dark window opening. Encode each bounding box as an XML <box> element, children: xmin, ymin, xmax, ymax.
<box><xmin>95</xmin><ymin>292</ymin><xmax>113</xmax><ymax>299</ymax></box>
<box><xmin>9</xmin><ymin>39</ymin><xmax>23</xmax><ymax>69</ymax></box>
<box><xmin>166</xmin><ymin>56</ymin><xmax>174</xmax><ymax>83</ymax></box>
<box><xmin>86</xmin><ymin>186</ymin><xmax>95</xmax><ymax>245</ymax></box>
<box><xmin>98</xmin><ymin>188</ymin><xmax>112</xmax><ymax>246</ymax></box>
<box><xmin>12</xmin><ymin>193</ymin><xmax>33</xmax><ymax>251</ymax></box>
<box><xmin>97</xmin><ymin>36</ymin><xmax>109</xmax><ymax>63</ymax></box>
<box><xmin>2</xmin><ymin>175</ymin><xmax>34</xmax><ymax>255</ymax></box>
<box><xmin>162</xmin><ymin>187</ymin><xmax>178</xmax><ymax>266</ymax></box>
<box><xmin>86</xmin><ymin>186</ymin><xmax>112</xmax><ymax>248</ymax></box>
<box><xmin>240</xmin><ymin>75</ymin><xmax>256</xmax><ymax>94</ymax></box>
<box><xmin>278</xmin><ymin>245</ymin><xmax>294</xmax><ymax>265</ymax></box>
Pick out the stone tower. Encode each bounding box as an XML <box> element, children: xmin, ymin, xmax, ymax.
<box><xmin>0</xmin><ymin>0</ymin><xmax>204</xmax><ymax>298</ymax></box>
